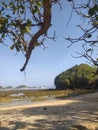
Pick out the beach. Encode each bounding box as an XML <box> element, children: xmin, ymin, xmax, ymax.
<box><xmin>0</xmin><ymin>92</ymin><xmax>98</xmax><ymax>130</ymax></box>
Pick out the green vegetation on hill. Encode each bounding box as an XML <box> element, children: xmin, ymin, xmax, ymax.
<box><xmin>54</xmin><ymin>64</ymin><xmax>98</xmax><ymax>90</ymax></box>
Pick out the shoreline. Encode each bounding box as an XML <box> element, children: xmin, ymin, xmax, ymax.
<box><xmin>0</xmin><ymin>92</ymin><xmax>97</xmax><ymax>111</ymax></box>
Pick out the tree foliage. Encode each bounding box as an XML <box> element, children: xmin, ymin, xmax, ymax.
<box><xmin>0</xmin><ymin>0</ymin><xmax>54</xmax><ymax>71</ymax></box>
<box><xmin>54</xmin><ymin>64</ymin><xmax>98</xmax><ymax>90</ymax></box>
<box><xmin>0</xmin><ymin>0</ymin><xmax>98</xmax><ymax>71</ymax></box>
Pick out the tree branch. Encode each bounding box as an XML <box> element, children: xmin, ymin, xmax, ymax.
<box><xmin>20</xmin><ymin>0</ymin><xmax>52</xmax><ymax>71</ymax></box>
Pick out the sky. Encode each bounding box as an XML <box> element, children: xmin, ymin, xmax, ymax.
<box><xmin>0</xmin><ymin>0</ymin><xmax>88</xmax><ymax>88</ymax></box>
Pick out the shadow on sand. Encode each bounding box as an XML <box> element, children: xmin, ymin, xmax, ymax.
<box><xmin>0</xmin><ymin>93</ymin><xmax>98</xmax><ymax>130</ymax></box>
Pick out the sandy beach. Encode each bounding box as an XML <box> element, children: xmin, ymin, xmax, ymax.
<box><xmin>0</xmin><ymin>92</ymin><xmax>98</xmax><ymax>130</ymax></box>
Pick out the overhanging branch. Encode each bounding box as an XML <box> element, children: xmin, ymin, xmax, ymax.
<box><xmin>20</xmin><ymin>0</ymin><xmax>52</xmax><ymax>71</ymax></box>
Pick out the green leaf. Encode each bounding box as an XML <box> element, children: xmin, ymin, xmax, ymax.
<box><xmin>0</xmin><ymin>24</ymin><xmax>3</xmax><ymax>28</ymax></box>
<box><xmin>93</xmin><ymin>4</ymin><xmax>98</xmax><ymax>11</ymax></box>
<box><xmin>87</xmin><ymin>48</ymin><xmax>91</xmax><ymax>52</ymax></box>
<box><xmin>25</xmin><ymin>26</ymin><xmax>30</xmax><ymax>32</ymax></box>
<box><xmin>27</xmin><ymin>19</ymin><xmax>32</xmax><ymax>25</ymax></box>
<box><xmin>15</xmin><ymin>42</ymin><xmax>22</xmax><ymax>52</ymax></box>
<box><xmin>2</xmin><ymin>2</ymin><xmax>7</xmax><ymax>8</ymax></box>
<box><xmin>96</xmin><ymin>16</ymin><xmax>98</xmax><ymax>21</ymax></box>
<box><xmin>93</xmin><ymin>21</ymin><xmax>98</xmax><ymax>26</ymax></box>
<box><xmin>86</xmin><ymin>33</ymin><xmax>92</xmax><ymax>38</ymax></box>
<box><xmin>16</xmin><ymin>46</ymin><xmax>20</xmax><ymax>52</ymax></box>
<box><xmin>10</xmin><ymin>45</ymin><xmax>14</xmax><ymax>50</ymax></box>
<box><xmin>0</xmin><ymin>17</ymin><xmax>8</xmax><ymax>24</ymax></box>
<box><xmin>1</xmin><ymin>33</ymin><xmax>5</xmax><ymax>38</ymax></box>
<box><xmin>34</xmin><ymin>41</ymin><xmax>40</xmax><ymax>47</ymax></box>
<box><xmin>9</xmin><ymin>1</ymin><xmax>14</xmax><ymax>6</ymax></box>
<box><xmin>36</xmin><ymin>1</ymin><xmax>42</xmax><ymax>6</ymax></box>
<box><xmin>88</xmin><ymin>8</ymin><xmax>95</xmax><ymax>16</ymax></box>
<box><xmin>11</xmin><ymin>21</ymin><xmax>16</xmax><ymax>26</ymax></box>
<box><xmin>88</xmin><ymin>5</ymin><xmax>98</xmax><ymax>16</ymax></box>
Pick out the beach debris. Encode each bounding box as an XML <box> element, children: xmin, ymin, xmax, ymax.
<box><xmin>43</xmin><ymin>107</ymin><xmax>47</xmax><ymax>110</ymax></box>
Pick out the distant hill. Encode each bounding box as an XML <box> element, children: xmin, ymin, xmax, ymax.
<box><xmin>5</xmin><ymin>86</ymin><xmax>13</xmax><ymax>89</ymax></box>
<box><xmin>16</xmin><ymin>85</ymin><xmax>29</xmax><ymax>89</ymax></box>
